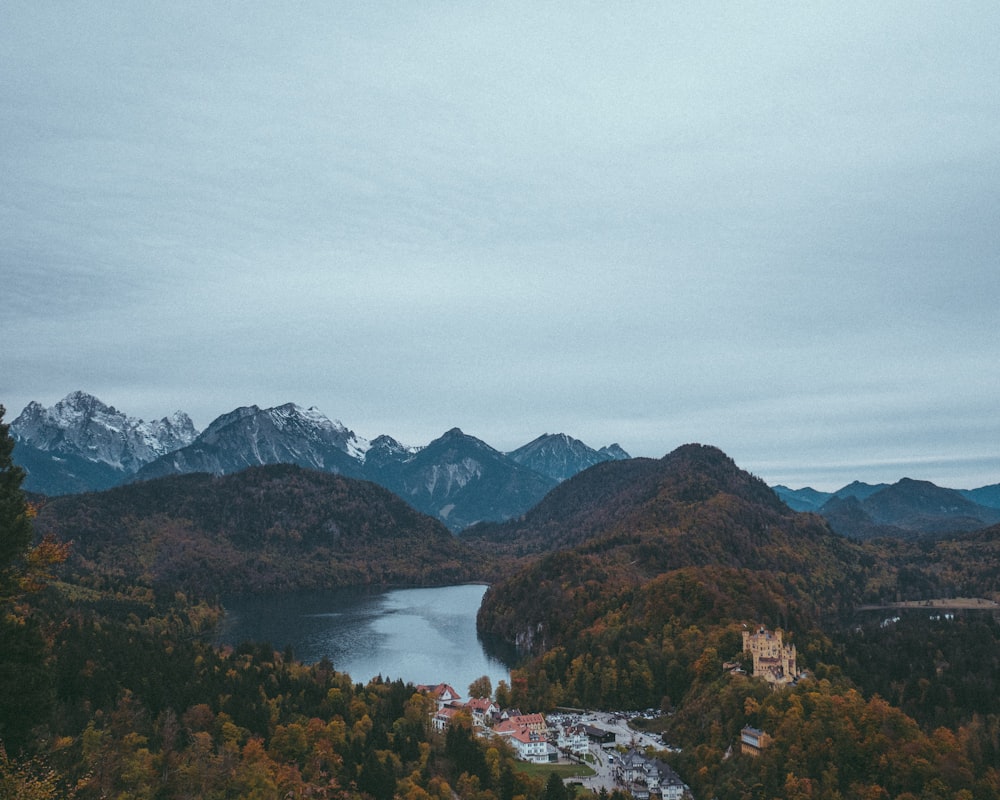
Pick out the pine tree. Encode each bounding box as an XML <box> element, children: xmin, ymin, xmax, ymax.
<box><xmin>0</xmin><ymin>405</ymin><xmax>34</xmax><ymax>602</ymax></box>
<box><xmin>0</xmin><ymin>406</ymin><xmax>62</xmax><ymax>750</ymax></box>
<box><xmin>542</xmin><ymin>770</ymin><xmax>568</xmax><ymax>800</ymax></box>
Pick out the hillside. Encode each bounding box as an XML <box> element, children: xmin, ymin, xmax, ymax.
<box><xmin>33</xmin><ymin>464</ymin><xmax>482</xmax><ymax>595</ymax></box>
<box><xmin>473</xmin><ymin>444</ymin><xmax>872</xmax><ymax>707</ymax></box>
<box><xmin>466</xmin><ymin>444</ymin><xmax>861</xmax><ymax>579</ymax></box>
<box><xmin>464</xmin><ymin>445</ymin><xmax>1000</xmax><ymax>799</ymax></box>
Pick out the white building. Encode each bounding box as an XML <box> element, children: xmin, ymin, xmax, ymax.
<box><xmin>615</xmin><ymin>748</ymin><xmax>690</xmax><ymax>800</ymax></box>
<box><xmin>493</xmin><ymin>715</ymin><xmax>558</xmax><ymax>763</ymax></box>
<box><xmin>508</xmin><ymin>728</ymin><xmax>558</xmax><ymax>763</ymax></box>
<box><xmin>555</xmin><ymin>723</ymin><xmax>590</xmax><ymax>756</ymax></box>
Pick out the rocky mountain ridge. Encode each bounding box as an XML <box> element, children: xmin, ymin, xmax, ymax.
<box><xmin>10</xmin><ymin>391</ymin><xmax>197</xmax><ymax>494</ymax></box>
<box><xmin>506</xmin><ymin>432</ymin><xmax>630</xmax><ymax>482</ymax></box>
<box><xmin>11</xmin><ymin>392</ymin><xmax>628</xmax><ymax>530</ymax></box>
<box><xmin>133</xmin><ymin>402</ymin><xmax>368</xmax><ymax>484</ymax></box>
<box><xmin>13</xmin><ymin>390</ymin><xmax>197</xmax><ymax>470</ymax></box>
<box><xmin>13</xmin><ymin>392</ymin><xmax>999</xmax><ymax>537</ymax></box>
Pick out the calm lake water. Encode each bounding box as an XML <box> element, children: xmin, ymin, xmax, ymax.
<box><xmin>215</xmin><ymin>584</ymin><xmax>511</xmax><ymax>693</ymax></box>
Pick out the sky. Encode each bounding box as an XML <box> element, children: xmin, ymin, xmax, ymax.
<box><xmin>2</xmin><ymin>2</ymin><xmax>999</xmax><ymax>491</ymax></box>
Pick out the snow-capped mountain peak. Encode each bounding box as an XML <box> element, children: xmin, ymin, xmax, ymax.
<box><xmin>263</xmin><ymin>403</ymin><xmax>370</xmax><ymax>458</ymax></box>
<box><xmin>133</xmin><ymin>402</ymin><xmax>370</xmax><ymax>482</ymax></box>
<box><xmin>11</xmin><ymin>391</ymin><xmax>198</xmax><ymax>472</ymax></box>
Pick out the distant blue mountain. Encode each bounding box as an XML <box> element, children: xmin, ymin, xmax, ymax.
<box><xmin>772</xmin><ymin>485</ymin><xmax>831</xmax><ymax>512</ymax></box>
<box><xmin>960</xmin><ymin>483</ymin><xmax>1000</xmax><ymax>510</ymax></box>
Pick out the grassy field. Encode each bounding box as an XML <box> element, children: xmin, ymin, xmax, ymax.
<box><xmin>513</xmin><ymin>761</ymin><xmax>595</xmax><ymax>780</ymax></box>
<box><xmin>857</xmin><ymin>597</ymin><xmax>999</xmax><ymax>610</ymax></box>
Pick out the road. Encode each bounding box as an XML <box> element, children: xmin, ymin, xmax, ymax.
<box><xmin>563</xmin><ymin>711</ymin><xmax>667</xmax><ymax>793</ymax></box>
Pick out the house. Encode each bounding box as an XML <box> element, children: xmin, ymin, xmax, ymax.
<box><xmin>582</xmin><ymin>724</ymin><xmax>616</xmax><ymax>746</ymax></box>
<box><xmin>616</xmin><ymin>748</ymin><xmax>648</xmax><ymax>785</ymax></box>
<box><xmin>615</xmin><ymin>748</ymin><xmax>690</xmax><ymax>800</ymax></box>
<box><xmin>432</xmin><ymin>706</ymin><xmax>462</xmax><ymax>732</ymax></box>
<box><xmin>650</xmin><ymin>761</ymin><xmax>689</xmax><ymax>800</ymax></box>
<box><xmin>493</xmin><ymin>714</ymin><xmax>558</xmax><ymax>763</ymax></box>
<box><xmin>740</xmin><ymin>726</ymin><xmax>771</xmax><ymax>757</ymax></box>
<box><xmin>504</xmin><ymin>713</ymin><xmax>547</xmax><ymax>733</ymax></box>
<box><xmin>417</xmin><ymin>683</ymin><xmax>462</xmax><ymax>709</ymax></box>
<box><xmin>465</xmin><ymin>697</ymin><xmax>499</xmax><ymax>728</ymax></box>
<box><xmin>555</xmin><ymin>723</ymin><xmax>590</xmax><ymax>756</ymax></box>
<box><xmin>507</xmin><ymin>727</ymin><xmax>558</xmax><ymax>763</ymax></box>
<box><xmin>742</xmin><ymin>626</ymin><xmax>798</xmax><ymax>685</ymax></box>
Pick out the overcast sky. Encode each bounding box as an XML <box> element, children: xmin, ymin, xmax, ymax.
<box><xmin>3</xmin><ymin>3</ymin><xmax>998</xmax><ymax>491</ymax></box>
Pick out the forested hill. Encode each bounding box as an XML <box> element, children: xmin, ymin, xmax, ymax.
<box><xmin>33</xmin><ymin>464</ymin><xmax>483</xmax><ymax>595</ymax></box>
<box><xmin>466</xmin><ymin>444</ymin><xmax>864</xmax><ymax>586</ymax></box>
<box><xmin>474</xmin><ymin>444</ymin><xmax>871</xmax><ymax>702</ymax></box>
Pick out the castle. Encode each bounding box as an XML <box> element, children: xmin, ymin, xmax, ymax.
<box><xmin>742</xmin><ymin>626</ymin><xmax>798</xmax><ymax>685</ymax></box>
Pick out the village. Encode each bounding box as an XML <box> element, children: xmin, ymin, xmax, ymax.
<box><xmin>417</xmin><ymin>682</ymin><xmax>690</xmax><ymax>800</ymax></box>
<box><xmin>416</xmin><ymin>626</ymin><xmax>800</xmax><ymax>800</ymax></box>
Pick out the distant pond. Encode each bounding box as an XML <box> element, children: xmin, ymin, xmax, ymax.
<box><xmin>215</xmin><ymin>584</ymin><xmax>511</xmax><ymax>693</ymax></box>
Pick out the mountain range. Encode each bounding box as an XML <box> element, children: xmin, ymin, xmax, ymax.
<box><xmin>10</xmin><ymin>391</ymin><xmax>198</xmax><ymax>495</ymax></box>
<box><xmin>11</xmin><ymin>391</ymin><xmax>1000</xmax><ymax>537</ymax></box>
<box><xmin>775</xmin><ymin>479</ymin><xmax>1000</xmax><ymax>539</ymax></box>
<box><xmin>10</xmin><ymin>391</ymin><xmax>629</xmax><ymax>530</ymax></box>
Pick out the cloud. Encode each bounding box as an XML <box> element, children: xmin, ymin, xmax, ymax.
<box><xmin>2</xmin><ymin>3</ymin><xmax>999</xmax><ymax>490</ymax></box>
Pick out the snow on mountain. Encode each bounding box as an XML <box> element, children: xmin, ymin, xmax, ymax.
<box><xmin>363</xmin><ymin>435</ymin><xmax>419</xmax><ymax>471</ymax></box>
<box><xmin>9</xmin><ymin>394</ymin><xmax>630</xmax><ymax>530</ymax></box>
<box><xmin>271</xmin><ymin>403</ymin><xmax>371</xmax><ymax>459</ymax></box>
<box><xmin>134</xmin><ymin>402</ymin><xmax>368</xmax><ymax>481</ymax></box>
<box><xmin>421</xmin><ymin>457</ymin><xmax>484</xmax><ymax>497</ymax></box>
<box><xmin>11</xmin><ymin>391</ymin><xmax>198</xmax><ymax>473</ymax></box>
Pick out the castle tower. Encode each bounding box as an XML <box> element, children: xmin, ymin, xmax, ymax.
<box><xmin>743</xmin><ymin>626</ymin><xmax>798</xmax><ymax>685</ymax></box>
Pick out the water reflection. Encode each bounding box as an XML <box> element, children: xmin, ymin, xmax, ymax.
<box><xmin>216</xmin><ymin>584</ymin><xmax>511</xmax><ymax>693</ymax></box>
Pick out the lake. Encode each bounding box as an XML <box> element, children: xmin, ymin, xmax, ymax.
<box><xmin>215</xmin><ymin>584</ymin><xmax>511</xmax><ymax>695</ymax></box>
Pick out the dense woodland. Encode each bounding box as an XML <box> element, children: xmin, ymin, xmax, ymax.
<box><xmin>3</xmin><ymin>411</ymin><xmax>1000</xmax><ymax>799</ymax></box>
<box><xmin>30</xmin><ymin>465</ymin><xmax>481</xmax><ymax>595</ymax></box>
